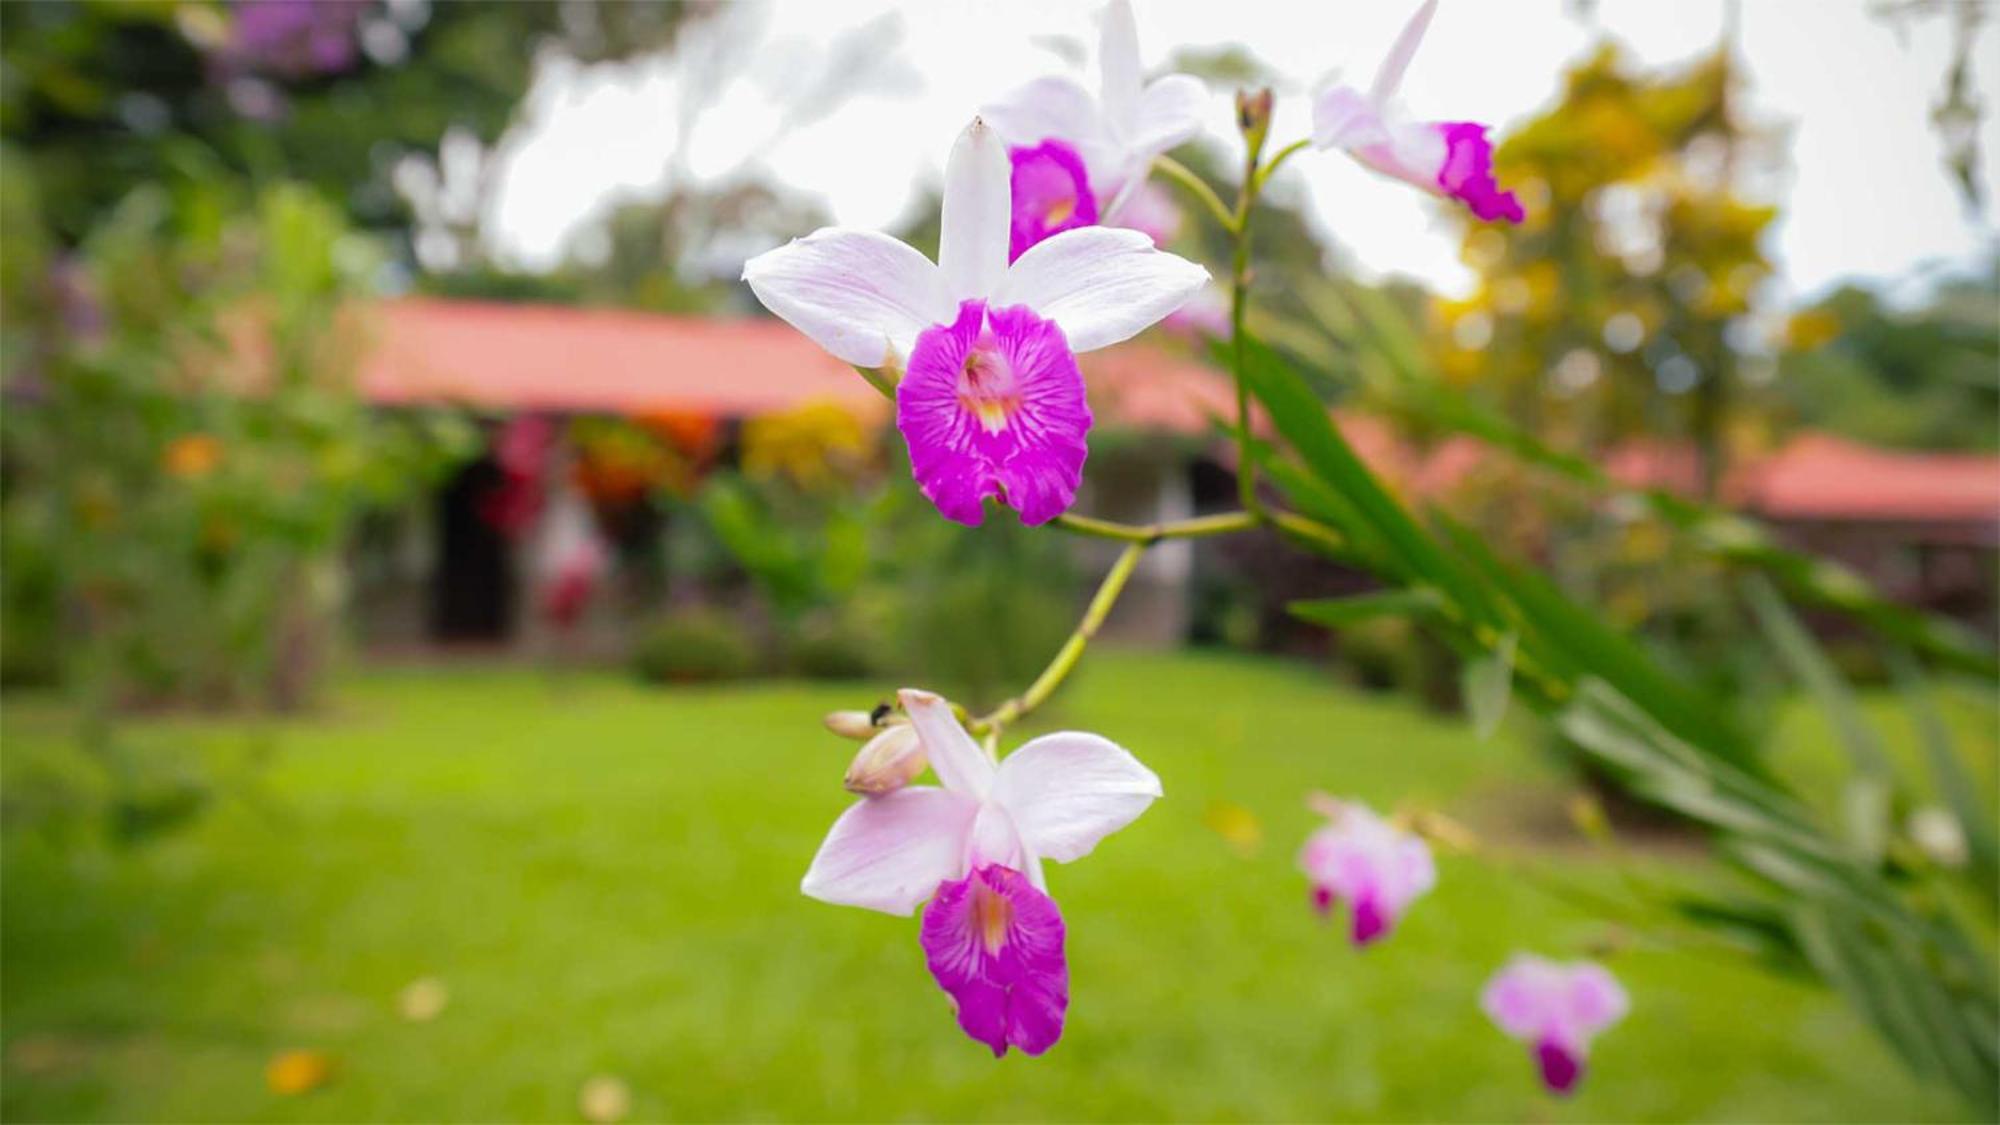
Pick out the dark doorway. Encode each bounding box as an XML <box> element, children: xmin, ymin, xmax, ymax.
<box><xmin>431</xmin><ymin>457</ymin><xmax>516</xmax><ymax>642</ymax></box>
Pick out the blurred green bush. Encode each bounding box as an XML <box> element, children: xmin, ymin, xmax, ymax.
<box><xmin>630</xmin><ymin>609</ymin><xmax>757</xmax><ymax>685</ymax></box>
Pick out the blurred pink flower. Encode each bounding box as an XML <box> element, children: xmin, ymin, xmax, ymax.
<box><xmin>743</xmin><ymin>119</ymin><xmax>1205</xmax><ymax>526</ymax></box>
<box><xmin>801</xmin><ymin>688</ymin><xmax>1162</xmax><ymax>1056</ymax></box>
<box><xmin>1297</xmin><ymin>797</ymin><xmax>1436</xmax><ymax>946</ymax></box>
<box><xmin>1311</xmin><ymin>0</ymin><xmax>1524</xmax><ymax>223</ymax></box>
<box><xmin>1008</xmin><ymin>140</ymin><xmax>1099</xmax><ymax>262</ymax></box>
<box><xmin>1481</xmin><ymin>955</ymin><xmax>1629</xmax><ymax>1095</ymax></box>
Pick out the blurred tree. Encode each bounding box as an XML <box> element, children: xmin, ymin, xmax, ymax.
<box><xmin>1777</xmin><ymin>262</ymin><xmax>2000</xmax><ymax>452</ymax></box>
<box><xmin>1433</xmin><ymin>45</ymin><xmax>1780</xmax><ymax>496</ymax></box>
<box><xmin>0</xmin><ymin>0</ymin><xmax>718</xmax><ymax>253</ymax></box>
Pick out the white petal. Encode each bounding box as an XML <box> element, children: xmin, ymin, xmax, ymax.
<box><xmin>1311</xmin><ymin>85</ymin><xmax>1390</xmax><ymax>151</ymax></box>
<box><xmin>742</xmin><ymin>228</ymin><xmax>951</xmax><ymax>367</ymax></box>
<box><xmin>1370</xmin><ymin>0</ymin><xmax>1437</xmax><ymax>103</ymax></box>
<box><xmin>1098</xmin><ymin>0</ymin><xmax>1144</xmax><ymax>136</ymax></box>
<box><xmin>937</xmin><ymin>118</ymin><xmax>1011</xmax><ymax>302</ymax></box>
<box><xmin>994</xmin><ymin>226</ymin><xmax>1209</xmax><ymax>354</ymax></box>
<box><xmin>800</xmin><ymin>787</ymin><xmax>978</xmax><ymax>914</ymax></box>
<box><xmin>1126</xmin><ymin>74</ymin><xmax>1208</xmax><ymax>160</ymax></box>
<box><xmin>982</xmin><ymin>74</ymin><xmax>1106</xmax><ymax>150</ymax></box>
<box><xmin>899</xmin><ymin>688</ymin><xmax>993</xmax><ymax>798</ymax></box>
<box><xmin>992</xmin><ymin>731</ymin><xmax>1162</xmax><ymax>864</ymax></box>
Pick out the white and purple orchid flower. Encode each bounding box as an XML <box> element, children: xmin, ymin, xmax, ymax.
<box><xmin>1311</xmin><ymin>0</ymin><xmax>1524</xmax><ymax>224</ymax></box>
<box><xmin>983</xmin><ymin>0</ymin><xmax>1207</xmax><ymax>256</ymax></box>
<box><xmin>742</xmin><ymin>119</ymin><xmax>1206</xmax><ymax>528</ymax></box>
<box><xmin>1481</xmin><ymin>955</ymin><xmax>1630</xmax><ymax>1095</ymax></box>
<box><xmin>802</xmin><ymin>689</ymin><xmax>1163</xmax><ymax>1057</ymax></box>
<box><xmin>1297</xmin><ymin>797</ymin><xmax>1436</xmax><ymax>946</ymax></box>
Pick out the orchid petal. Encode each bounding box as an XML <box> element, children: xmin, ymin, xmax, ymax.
<box><xmin>938</xmin><ymin>119</ymin><xmax>1012</xmax><ymax>302</ymax></box>
<box><xmin>1127</xmin><ymin>74</ymin><xmax>1207</xmax><ymax>159</ymax></box>
<box><xmin>1311</xmin><ymin>85</ymin><xmax>1391</xmax><ymax>151</ymax></box>
<box><xmin>995</xmin><ymin>226</ymin><xmax>1207</xmax><ymax>354</ymax></box>
<box><xmin>993</xmin><ymin>731</ymin><xmax>1162</xmax><ymax>864</ymax></box>
<box><xmin>900</xmin><ymin>688</ymin><xmax>995</xmax><ymax>798</ymax></box>
<box><xmin>742</xmin><ymin>229</ymin><xmax>952</xmax><ymax>367</ymax></box>
<box><xmin>981</xmin><ymin>75</ymin><xmax>1108</xmax><ymax>156</ymax></box>
<box><xmin>1098</xmin><ymin>0</ymin><xmax>1143</xmax><ymax>136</ymax></box>
<box><xmin>1565</xmin><ymin>962</ymin><xmax>1630</xmax><ymax>1038</ymax></box>
<box><xmin>801</xmin><ymin>787</ymin><xmax>978</xmax><ymax>914</ymax></box>
<box><xmin>1370</xmin><ymin>0</ymin><xmax>1437</xmax><ymax>104</ymax></box>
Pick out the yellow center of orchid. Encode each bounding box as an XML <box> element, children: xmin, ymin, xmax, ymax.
<box><xmin>958</xmin><ymin>346</ymin><xmax>1021</xmax><ymax>435</ymax></box>
<box><xmin>971</xmin><ymin>878</ymin><xmax>1013</xmax><ymax>955</ymax></box>
<box><xmin>1044</xmin><ymin>195</ymin><xmax>1075</xmax><ymax>226</ymax></box>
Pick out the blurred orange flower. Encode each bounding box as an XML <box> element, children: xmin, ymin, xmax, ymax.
<box><xmin>265</xmin><ymin>1048</ymin><xmax>334</xmax><ymax>1095</ymax></box>
<box><xmin>163</xmin><ymin>434</ymin><xmax>223</xmax><ymax>479</ymax></box>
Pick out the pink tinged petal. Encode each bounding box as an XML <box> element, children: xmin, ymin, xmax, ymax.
<box><xmin>1536</xmin><ymin>1039</ymin><xmax>1584</xmax><ymax>1095</ymax></box>
<box><xmin>1009</xmin><ymin>141</ymin><xmax>1099</xmax><ymax>262</ymax></box>
<box><xmin>981</xmin><ymin>75</ymin><xmax>1110</xmax><ymax>158</ymax></box>
<box><xmin>899</xmin><ymin>687</ymin><xmax>995</xmax><ymax>798</ymax></box>
<box><xmin>1127</xmin><ymin>73</ymin><xmax>1208</xmax><ymax>159</ymax></box>
<box><xmin>896</xmin><ymin>300</ymin><xmax>1092</xmax><ymax>527</ymax></box>
<box><xmin>939</xmin><ymin>119</ymin><xmax>1012</xmax><ymax>301</ymax></box>
<box><xmin>742</xmin><ymin>228</ymin><xmax>952</xmax><ymax>367</ymax></box>
<box><xmin>1564</xmin><ymin>962</ymin><xmax>1630</xmax><ymax>1039</ymax></box>
<box><xmin>1109</xmin><ymin>180</ymin><xmax>1182</xmax><ymax>246</ymax></box>
<box><xmin>1311</xmin><ymin>85</ymin><xmax>1391</xmax><ymax>151</ymax></box>
<box><xmin>965</xmin><ymin>800</ymin><xmax>1030</xmax><ymax>874</ymax></box>
<box><xmin>920</xmin><ymin>864</ymin><xmax>1069</xmax><ymax>1057</ymax></box>
<box><xmin>801</xmin><ymin>787</ymin><xmax>979</xmax><ymax>914</ymax></box>
<box><xmin>1097</xmin><ymin>0</ymin><xmax>1143</xmax><ymax>135</ymax></box>
<box><xmin>995</xmin><ymin>226</ymin><xmax>1208</xmax><ymax>354</ymax></box>
<box><xmin>1436</xmin><ymin>122</ymin><xmax>1525</xmax><ymax>223</ymax></box>
<box><xmin>1370</xmin><ymin>0</ymin><xmax>1438</xmax><ymax>103</ymax></box>
<box><xmin>992</xmin><ymin>731</ymin><xmax>1162</xmax><ymax>864</ymax></box>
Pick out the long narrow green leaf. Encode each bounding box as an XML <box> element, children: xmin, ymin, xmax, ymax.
<box><xmin>1228</xmin><ymin>335</ymin><xmax>1499</xmax><ymax>627</ymax></box>
<box><xmin>1887</xmin><ymin>646</ymin><xmax>2000</xmax><ymax>888</ymax></box>
<box><xmin>1440</xmin><ymin>516</ymin><xmax>1761</xmax><ymax>772</ymax></box>
<box><xmin>1288</xmin><ymin>589</ymin><xmax>1442</xmax><ymax>628</ymax></box>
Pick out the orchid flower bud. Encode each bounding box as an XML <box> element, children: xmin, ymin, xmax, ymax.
<box><xmin>823</xmin><ymin>710</ymin><xmax>879</xmax><ymax>740</ymax></box>
<box><xmin>1236</xmin><ymin>87</ymin><xmax>1275</xmax><ymax>151</ymax></box>
<box><xmin>843</xmin><ymin>725</ymin><xmax>927</xmax><ymax>795</ymax></box>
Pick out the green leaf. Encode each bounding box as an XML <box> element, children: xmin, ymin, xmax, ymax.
<box><xmin>1227</xmin><ymin>335</ymin><xmax>1497</xmax><ymax>626</ymax></box>
<box><xmin>1887</xmin><ymin>646</ymin><xmax>2000</xmax><ymax>888</ymax></box>
<box><xmin>1462</xmin><ymin>632</ymin><xmax>1516</xmax><ymax>741</ymax></box>
<box><xmin>1441</xmin><ymin>516</ymin><xmax>1762</xmax><ymax>773</ymax></box>
<box><xmin>1287</xmin><ymin>588</ymin><xmax>1441</xmax><ymax>628</ymax></box>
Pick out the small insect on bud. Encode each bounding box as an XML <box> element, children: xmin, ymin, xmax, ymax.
<box><xmin>823</xmin><ymin>710</ymin><xmax>879</xmax><ymax>740</ymax></box>
<box><xmin>1236</xmin><ymin>87</ymin><xmax>1275</xmax><ymax>150</ymax></box>
<box><xmin>843</xmin><ymin>725</ymin><xmax>927</xmax><ymax>796</ymax></box>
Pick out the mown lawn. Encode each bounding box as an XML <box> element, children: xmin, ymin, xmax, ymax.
<box><xmin>0</xmin><ymin>651</ymin><xmax>1980</xmax><ymax>1122</ymax></box>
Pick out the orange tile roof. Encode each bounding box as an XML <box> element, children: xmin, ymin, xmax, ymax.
<box><xmin>356</xmin><ymin>298</ymin><xmax>1999</xmax><ymax>529</ymax></box>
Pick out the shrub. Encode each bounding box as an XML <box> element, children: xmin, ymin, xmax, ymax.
<box><xmin>786</xmin><ymin>611</ymin><xmax>878</xmax><ymax>680</ymax></box>
<box><xmin>630</xmin><ymin>609</ymin><xmax>756</xmax><ymax>685</ymax></box>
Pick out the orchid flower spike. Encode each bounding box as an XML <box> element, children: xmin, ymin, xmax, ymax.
<box><xmin>802</xmin><ymin>688</ymin><xmax>1163</xmax><ymax>1057</ymax></box>
<box><xmin>1310</xmin><ymin>0</ymin><xmax>1524</xmax><ymax>223</ymax></box>
<box><xmin>982</xmin><ymin>0</ymin><xmax>1208</xmax><ymax>253</ymax></box>
<box><xmin>1297</xmin><ymin>797</ymin><xmax>1436</xmax><ymax>946</ymax></box>
<box><xmin>743</xmin><ymin>119</ymin><xmax>1206</xmax><ymax>527</ymax></box>
<box><xmin>1481</xmin><ymin>955</ymin><xmax>1630</xmax><ymax>1095</ymax></box>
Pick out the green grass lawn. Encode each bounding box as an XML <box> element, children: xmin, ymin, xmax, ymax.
<box><xmin>0</xmin><ymin>651</ymin><xmax>1980</xmax><ymax>1122</ymax></box>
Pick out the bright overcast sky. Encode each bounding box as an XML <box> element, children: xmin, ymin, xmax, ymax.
<box><xmin>488</xmin><ymin>0</ymin><xmax>2000</xmax><ymax>303</ymax></box>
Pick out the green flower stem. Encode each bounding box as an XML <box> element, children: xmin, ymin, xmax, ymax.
<box><xmin>1151</xmin><ymin>155</ymin><xmax>1238</xmax><ymax>233</ymax></box>
<box><xmin>1253</xmin><ymin>137</ymin><xmax>1312</xmax><ymax>193</ymax></box>
<box><xmin>1230</xmin><ymin>124</ymin><xmax>1273</xmax><ymax>519</ymax></box>
<box><xmin>973</xmin><ymin>541</ymin><xmax>1147</xmax><ymax>735</ymax></box>
<box><xmin>1053</xmin><ymin>509</ymin><xmax>1258</xmax><ymax>543</ymax></box>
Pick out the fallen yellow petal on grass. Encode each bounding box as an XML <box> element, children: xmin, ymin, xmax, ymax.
<box><xmin>579</xmin><ymin>1074</ymin><xmax>631</xmax><ymax>1123</ymax></box>
<box><xmin>1202</xmin><ymin>799</ymin><xmax>1264</xmax><ymax>857</ymax></box>
<box><xmin>398</xmin><ymin>976</ymin><xmax>449</xmax><ymax>1022</ymax></box>
<box><xmin>265</xmin><ymin>1048</ymin><xmax>334</xmax><ymax>1095</ymax></box>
